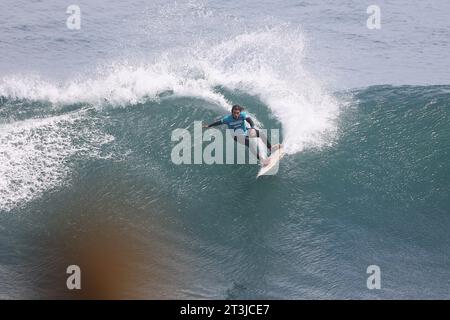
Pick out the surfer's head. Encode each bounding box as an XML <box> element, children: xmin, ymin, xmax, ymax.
<box><xmin>231</xmin><ymin>105</ymin><xmax>243</xmax><ymax>119</ymax></box>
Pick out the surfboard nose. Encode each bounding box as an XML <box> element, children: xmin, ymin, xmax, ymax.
<box><xmin>257</xmin><ymin>145</ymin><xmax>284</xmax><ymax>177</ymax></box>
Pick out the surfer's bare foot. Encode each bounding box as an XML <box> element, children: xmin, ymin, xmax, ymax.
<box><xmin>261</xmin><ymin>158</ymin><xmax>271</xmax><ymax>167</ymax></box>
<box><xmin>271</xmin><ymin>144</ymin><xmax>281</xmax><ymax>152</ymax></box>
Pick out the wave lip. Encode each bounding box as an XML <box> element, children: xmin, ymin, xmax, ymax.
<box><xmin>1</xmin><ymin>26</ymin><xmax>340</xmax><ymax>155</ymax></box>
<box><xmin>194</xmin><ymin>26</ymin><xmax>341</xmax><ymax>154</ymax></box>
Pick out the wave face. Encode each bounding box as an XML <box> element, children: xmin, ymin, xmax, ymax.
<box><xmin>1</xmin><ymin>1</ymin><xmax>450</xmax><ymax>299</ymax></box>
<box><xmin>1</xmin><ymin>74</ymin><xmax>449</xmax><ymax>298</ymax></box>
<box><xmin>0</xmin><ymin>26</ymin><xmax>341</xmax><ymax>213</ymax></box>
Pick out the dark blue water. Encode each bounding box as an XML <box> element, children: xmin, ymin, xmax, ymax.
<box><xmin>0</xmin><ymin>1</ymin><xmax>449</xmax><ymax>299</ymax></box>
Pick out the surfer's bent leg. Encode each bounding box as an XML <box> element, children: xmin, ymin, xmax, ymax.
<box><xmin>233</xmin><ymin>135</ymin><xmax>261</xmax><ymax>160</ymax></box>
<box><xmin>253</xmin><ymin>129</ymin><xmax>272</xmax><ymax>150</ymax></box>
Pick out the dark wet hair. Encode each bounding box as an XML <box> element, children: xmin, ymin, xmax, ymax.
<box><xmin>231</xmin><ymin>104</ymin><xmax>244</xmax><ymax>112</ymax></box>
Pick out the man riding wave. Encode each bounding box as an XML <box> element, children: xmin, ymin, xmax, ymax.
<box><xmin>203</xmin><ymin>104</ymin><xmax>280</xmax><ymax>166</ymax></box>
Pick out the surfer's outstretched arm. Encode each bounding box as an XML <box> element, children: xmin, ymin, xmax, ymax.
<box><xmin>203</xmin><ymin>120</ymin><xmax>222</xmax><ymax>128</ymax></box>
<box><xmin>245</xmin><ymin>117</ymin><xmax>255</xmax><ymax>128</ymax></box>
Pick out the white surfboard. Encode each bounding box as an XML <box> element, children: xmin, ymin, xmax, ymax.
<box><xmin>257</xmin><ymin>145</ymin><xmax>284</xmax><ymax>177</ymax></box>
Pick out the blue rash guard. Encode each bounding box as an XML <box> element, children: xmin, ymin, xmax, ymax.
<box><xmin>206</xmin><ymin>113</ymin><xmax>271</xmax><ymax>159</ymax></box>
<box><xmin>221</xmin><ymin>112</ymin><xmax>249</xmax><ymax>136</ymax></box>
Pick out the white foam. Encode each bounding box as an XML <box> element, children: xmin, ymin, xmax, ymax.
<box><xmin>0</xmin><ymin>65</ymin><xmax>231</xmax><ymax>109</ymax></box>
<box><xmin>194</xmin><ymin>27</ymin><xmax>340</xmax><ymax>154</ymax></box>
<box><xmin>0</xmin><ymin>26</ymin><xmax>340</xmax><ymax>155</ymax></box>
<box><xmin>0</xmin><ymin>111</ymin><xmax>114</xmax><ymax>212</ymax></box>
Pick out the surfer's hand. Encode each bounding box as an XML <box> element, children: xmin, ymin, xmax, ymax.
<box><xmin>202</xmin><ymin>124</ymin><xmax>209</xmax><ymax>128</ymax></box>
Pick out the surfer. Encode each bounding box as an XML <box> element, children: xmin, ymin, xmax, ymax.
<box><xmin>203</xmin><ymin>105</ymin><xmax>279</xmax><ymax>166</ymax></box>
